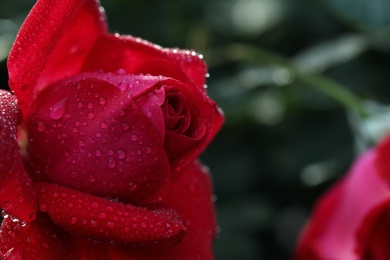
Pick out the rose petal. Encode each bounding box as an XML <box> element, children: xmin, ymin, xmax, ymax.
<box><xmin>104</xmin><ymin>161</ymin><xmax>217</xmax><ymax>259</ymax></box>
<box><xmin>295</xmin><ymin>150</ymin><xmax>390</xmax><ymax>260</ymax></box>
<box><xmin>27</xmin><ymin>76</ymin><xmax>170</xmax><ymax>205</ymax></box>
<box><xmin>355</xmin><ymin>201</ymin><xmax>390</xmax><ymax>259</ymax></box>
<box><xmin>8</xmin><ymin>0</ymin><xmax>107</xmax><ymax>120</ymax></box>
<box><xmin>81</xmin><ymin>34</ymin><xmax>207</xmax><ymax>90</ymax></box>
<box><xmin>35</xmin><ymin>182</ymin><xmax>186</xmax><ymax>246</ymax></box>
<box><xmin>0</xmin><ymin>213</ymin><xmax>74</xmax><ymax>259</ymax></box>
<box><xmin>0</xmin><ymin>90</ymin><xmax>37</xmax><ymax>222</ymax></box>
<box><xmin>376</xmin><ymin>134</ymin><xmax>390</xmax><ymax>186</ymax></box>
<box><xmin>159</xmin><ymin>161</ymin><xmax>217</xmax><ymax>259</ymax></box>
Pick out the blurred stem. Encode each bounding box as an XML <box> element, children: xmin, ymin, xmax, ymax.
<box><xmin>206</xmin><ymin>43</ymin><xmax>368</xmax><ymax>118</ymax></box>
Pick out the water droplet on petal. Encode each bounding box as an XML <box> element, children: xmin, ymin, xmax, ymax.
<box><xmin>108</xmin><ymin>158</ymin><xmax>116</xmax><ymax>168</ymax></box>
<box><xmin>88</xmin><ymin>112</ymin><xmax>95</xmax><ymax>119</ymax></box>
<box><xmin>92</xmin><ymin>202</ymin><xmax>99</xmax><ymax>208</ymax></box>
<box><xmin>128</xmin><ymin>183</ymin><xmax>137</xmax><ymax>191</ymax></box>
<box><xmin>99</xmin><ymin>213</ymin><xmax>107</xmax><ymax>219</ymax></box>
<box><xmin>49</xmin><ymin>98</ymin><xmax>68</xmax><ymax>120</ymax></box>
<box><xmin>37</xmin><ymin>121</ymin><xmax>46</xmax><ymax>132</ymax></box>
<box><xmin>122</xmin><ymin>123</ymin><xmax>129</xmax><ymax>131</ymax></box>
<box><xmin>146</xmin><ymin>147</ymin><xmax>152</xmax><ymax>154</ymax></box>
<box><xmin>117</xmin><ymin>69</ymin><xmax>126</xmax><ymax>75</ymax></box>
<box><xmin>107</xmin><ymin>221</ymin><xmax>115</xmax><ymax>228</ymax></box>
<box><xmin>89</xmin><ymin>175</ymin><xmax>96</xmax><ymax>182</ymax></box>
<box><xmin>90</xmin><ymin>220</ymin><xmax>97</xmax><ymax>227</ymax></box>
<box><xmin>131</xmin><ymin>134</ymin><xmax>137</xmax><ymax>141</ymax></box>
<box><xmin>39</xmin><ymin>204</ymin><xmax>48</xmax><ymax>212</ymax></box>
<box><xmin>70</xmin><ymin>216</ymin><xmax>78</xmax><ymax>224</ymax></box>
<box><xmin>116</xmin><ymin>149</ymin><xmax>126</xmax><ymax>159</ymax></box>
<box><xmin>99</xmin><ymin>97</ymin><xmax>106</xmax><ymax>105</ymax></box>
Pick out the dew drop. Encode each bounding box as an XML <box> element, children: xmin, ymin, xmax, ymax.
<box><xmin>107</xmin><ymin>221</ymin><xmax>115</xmax><ymax>228</ymax></box>
<box><xmin>95</xmin><ymin>150</ymin><xmax>102</xmax><ymax>157</ymax></box>
<box><xmin>90</xmin><ymin>220</ymin><xmax>97</xmax><ymax>227</ymax></box>
<box><xmin>146</xmin><ymin>147</ymin><xmax>152</xmax><ymax>154</ymax></box>
<box><xmin>70</xmin><ymin>216</ymin><xmax>78</xmax><ymax>224</ymax></box>
<box><xmin>99</xmin><ymin>212</ymin><xmax>107</xmax><ymax>219</ymax></box>
<box><xmin>128</xmin><ymin>183</ymin><xmax>137</xmax><ymax>191</ymax></box>
<box><xmin>37</xmin><ymin>121</ymin><xmax>46</xmax><ymax>132</ymax></box>
<box><xmin>108</xmin><ymin>158</ymin><xmax>116</xmax><ymax>168</ymax></box>
<box><xmin>89</xmin><ymin>175</ymin><xmax>96</xmax><ymax>182</ymax></box>
<box><xmin>1</xmin><ymin>211</ymin><xmax>9</xmax><ymax>218</ymax></box>
<box><xmin>99</xmin><ymin>97</ymin><xmax>106</xmax><ymax>105</ymax></box>
<box><xmin>39</xmin><ymin>204</ymin><xmax>48</xmax><ymax>212</ymax></box>
<box><xmin>87</xmin><ymin>103</ymin><xmax>94</xmax><ymax>109</ymax></box>
<box><xmin>92</xmin><ymin>202</ymin><xmax>99</xmax><ymax>208</ymax></box>
<box><xmin>119</xmin><ymin>81</ymin><xmax>127</xmax><ymax>91</ymax></box>
<box><xmin>88</xmin><ymin>112</ymin><xmax>95</xmax><ymax>119</ymax></box>
<box><xmin>49</xmin><ymin>98</ymin><xmax>68</xmax><ymax>120</ymax></box>
<box><xmin>52</xmin><ymin>192</ymin><xmax>59</xmax><ymax>198</ymax></box>
<box><xmin>131</xmin><ymin>134</ymin><xmax>138</xmax><ymax>141</ymax></box>
<box><xmin>117</xmin><ymin>69</ymin><xmax>126</xmax><ymax>75</ymax></box>
<box><xmin>116</xmin><ymin>149</ymin><xmax>126</xmax><ymax>159</ymax></box>
<box><xmin>124</xmin><ymin>227</ymin><xmax>130</xmax><ymax>232</ymax></box>
<box><xmin>122</xmin><ymin>123</ymin><xmax>129</xmax><ymax>131</ymax></box>
<box><xmin>100</xmin><ymin>122</ymin><xmax>108</xmax><ymax>129</ymax></box>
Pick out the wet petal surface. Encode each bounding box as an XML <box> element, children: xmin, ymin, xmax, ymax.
<box><xmin>35</xmin><ymin>182</ymin><xmax>185</xmax><ymax>246</ymax></box>
<box><xmin>0</xmin><ymin>90</ymin><xmax>37</xmax><ymax>223</ymax></box>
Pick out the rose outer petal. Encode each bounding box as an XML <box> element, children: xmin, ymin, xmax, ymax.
<box><xmin>35</xmin><ymin>182</ymin><xmax>186</xmax><ymax>246</ymax></box>
<box><xmin>0</xmin><ymin>213</ymin><xmax>74</xmax><ymax>259</ymax></box>
<box><xmin>0</xmin><ymin>90</ymin><xmax>37</xmax><ymax>223</ymax></box>
<box><xmin>376</xmin><ymin>135</ymin><xmax>390</xmax><ymax>186</ymax></box>
<box><xmin>8</xmin><ymin>0</ymin><xmax>106</xmax><ymax>120</ymax></box>
<box><xmin>355</xmin><ymin>201</ymin><xmax>390</xmax><ymax>259</ymax></box>
<box><xmin>102</xmin><ymin>161</ymin><xmax>217</xmax><ymax>259</ymax></box>
<box><xmin>81</xmin><ymin>34</ymin><xmax>208</xmax><ymax>91</ymax></box>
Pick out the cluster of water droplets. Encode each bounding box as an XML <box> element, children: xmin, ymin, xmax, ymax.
<box><xmin>1</xmin><ymin>210</ymin><xmax>27</xmax><ymax>228</ymax></box>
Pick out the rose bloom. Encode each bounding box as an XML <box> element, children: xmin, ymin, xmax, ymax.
<box><xmin>295</xmin><ymin>136</ymin><xmax>390</xmax><ymax>260</ymax></box>
<box><xmin>0</xmin><ymin>0</ymin><xmax>223</xmax><ymax>259</ymax></box>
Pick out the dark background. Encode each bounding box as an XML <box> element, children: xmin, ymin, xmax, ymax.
<box><xmin>2</xmin><ymin>0</ymin><xmax>390</xmax><ymax>259</ymax></box>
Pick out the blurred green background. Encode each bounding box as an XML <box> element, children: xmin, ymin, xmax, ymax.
<box><xmin>2</xmin><ymin>0</ymin><xmax>390</xmax><ymax>259</ymax></box>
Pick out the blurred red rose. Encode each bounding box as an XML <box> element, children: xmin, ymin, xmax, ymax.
<box><xmin>295</xmin><ymin>137</ymin><xmax>390</xmax><ymax>260</ymax></box>
<box><xmin>0</xmin><ymin>0</ymin><xmax>223</xmax><ymax>259</ymax></box>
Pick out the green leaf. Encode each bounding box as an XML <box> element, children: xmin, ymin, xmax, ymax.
<box><xmin>323</xmin><ymin>0</ymin><xmax>390</xmax><ymax>29</ymax></box>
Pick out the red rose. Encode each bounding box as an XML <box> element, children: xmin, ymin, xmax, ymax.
<box><xmin>0</xmin><ymin>0</ymin><xmax>223</xmax><ymax>259</ymax></box>
<box><xmin>295</xmin><ymin>139</ymin><xmax>390</xmax><ymax>260</ymax></box>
